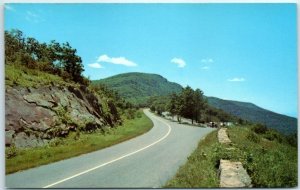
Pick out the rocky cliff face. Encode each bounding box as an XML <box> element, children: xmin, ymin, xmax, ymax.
<box><xmin>5</xmin><ymin>84</ymin><xmax>116</xmax><ymax>148</ymax></box>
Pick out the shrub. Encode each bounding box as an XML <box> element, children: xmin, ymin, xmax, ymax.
<box><xmin>150</xmin><ymin>105</ymin><xmax>155</xmax><ymax>112</ymax></box>
<box><xmin>251</xmin><ymin>124</ymin><xmax>268</xmax><ymax>134</ymax></box>
<box><xmin>49</xmin><ymin>138</ymin><xmax>65</xmax><ymax>147</ymax></box>
<box><xmin>263</xmin><ymin>130</ymin><xmax>283</xmax><ymax>143</ymax></box>
<box><xmin>286</xmin><ymin>133</ymin><xmax>297</xmax><ymax>147</ymax></box>
<box><xmin>125</xmin><ymin>109</ymin><xmax>136</xmax><ymax>119</ymax></box>
<box><xmin>136</xmin><ymin>111</ymin><xmax>142</xmax><ymax>118</ymax></box>
<box><xmin>247</xmin><ymin>132</ymin><xmax>260</xmax><ymax>143</ymax></box>
<box><xmin>6</xmin><ymin>145</ymin><xmax>18</xmax><ymax>159</ymax></box>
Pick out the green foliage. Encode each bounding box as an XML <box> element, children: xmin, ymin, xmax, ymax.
<box><xmin>149</xmin><ymin>86</ymin><xmax>235</xmax><ymax>124</ymax></box>
<box><xmin>55</xmin><ymin>105</ymin><xmax>71</xmax><ymax>125</ymax></box>
<box><xmin>166</xmin><ymin>126</ymin><xmax>297</xmax><ymax>188</ymax></box>
<box><xmin>204</xmin><ymin>106</ymin><xmax>237</xmax><ymax>123</ymax></box>
<box><xmin>6</xmin><ymin>144</ymin><xmax>18</xmax><ymax>159</ymax></box>
<box><xmin>165</xmin><ymin>131</ymin><xmax>220</xmax><ymax>187</ymax></box>
<box><xmin>93</xmin><ymin>72</ymin><xmax>238</xmax><ymax>124</ymax></box>
<box><xmin>92</xmin><ymin>72</ymin><xmax>183</xmax><ymax>106</ymax></box>
<box><xmin>5</xmin><ymin>64</ymin><xmax>67</xmax><ymax>88</ymax></box>
<box><xmin>167</xmin><ymin>93</ymin><xmax>179</xmax><ymax>117</ymax></box>
<box><xmin>89</xmin><ymin>83</ymin><xmax>135</xmax><ymax>126</ymax></box>
<box><xmin>286</xmin><ymin>133</ymin><xmax>297</xmax><ymax>147</ymax></box>
<box><xmin>49</xmin><ymin>138</ymin><xmax>66</xmax><ymax>147</ymax></box>
<box><xmin>263</xmin><ymin>129</ymin><xmax>284</xmax><ymax>143</ymax></box>
<box><xmin>73</xmin><ymin>130</ymin><xmax>81</xmax><ymax>141</ymax></box>
<box><xmin>178</xmin><ymin>86</ymin><xmax>198</xmax><ymax>122</ymax></box>
<box><xmin>5</xmin><ymin>29</ymin><xmax>86</xmax><ymax>84</ymax></box>
<box><xmin>148</xmin><ymin>95</ymin><xmax>169</xmax><ymax>115</ymax></box>
<box><xmin>228</xmin><ymin>126</ymin><xmax>297</xmax><ymax>187</ymax></box>
<box><xmin>247</xmin><ymin>132</ymin><xmax>260</xmax><ymax>143</ymax></box>
<box><xmin>136</xmin><ymin>111</ymin><xmax>142</xmax><ymax>118</ymax></box>
<box><xmin>90</xmin><ymin>83</ymin><xmax>132</xmax><ymax>110</ymax></box>
<box><xmin>150</xmin><ymin>105</ymin><xmax>156</xmax><ymax>112</ymax></box>
<box><xmin>125</xmin><ymin>108</ymin><xmax>136</xmax><ymax>119</ymax></box>
<box><xmin>251</xmin><ymin>124</ymin><xmax>268</xmax><ymax>134</ymax></box>
<box><xmin>251</xmin><ymin>124</ymin><xmax>287</xmax><ymax>144</ymax></box>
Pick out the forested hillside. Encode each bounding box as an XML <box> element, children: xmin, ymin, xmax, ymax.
<box><xmin>93</xmin><ymin>72</ymin><xmax>182</xmax><ymax>106</ymax></box>
<box><xmin>207</xmin><ymin>97</ymin><xmax>297</xmax><ymax>134</ymax></box>
<box><xmin>97</xmin><ymin>72</ymin><xmax>297</xmax><ymax>134</ymax></box>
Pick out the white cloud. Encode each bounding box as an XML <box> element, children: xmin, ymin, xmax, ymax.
<box><xmin>97</xmin><ymin>55</ymin><xmax>110</xmax><ymax>62</ymax></box>
<box><xmin>227</xmin><ymin>77</ymin><xmax>245</xmax><ymax>82</ymax></box>
<box><xmin>5</xmin><ymin>4</ymin><xmax>16</xmax><ymax>12</ymax></box>
<box><xmin>88</xmin><ymin>63</ymin><xmax>103</xmax><ymax>69</ymax></box>
<box><xmin>171</xmin><ymin>58</ymin><xmax>186</xmax><ymax>68</ymax></box>
<box><xmin>97</xmin><ymin>54</ymin><xmax>137</xmax><ymax>67</ymax></box>
<box><xmin>201</xmin><ymin>66</ymin><xmax>210</xmax><ymax>70</ymax></box>
<box><xmin>27</xmin><ymin>11</ymin><xmax>38</xmax><ymax>17</ymax></box>
<box><xmin>201</xmin><ymin>58</ymin><xmax>214</xmax><ymax>64</ymax></box>
<box><xmin>25</xmin><ymin>11</ymin><xmax>45</xmax><ymax>23</ymax></box>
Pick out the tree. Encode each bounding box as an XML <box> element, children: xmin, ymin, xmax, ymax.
<box><xmin>26</xmin><ymin>37</ymin><xmax>39</xmax><ymax>60</ymax></box>
<box><xmin>107</xmin><ymin>99</ymin><xmax>120</xmax><ymax>123</ymax></box>
<box><xmin>167</xmin><ymin>93</ymin><xmax>178</xmax><ymax>120</ymax></box>
<box><xmin>193</xmin><ymin>89</ymin><xmax>206</xmax><ymax>123</ymax></box>
<box><xmin>5</xmin><ymin>29</ymin><xmax>26</xmax><ymax>63</ymax></box>
<box><xmin>60</xmin><ymin>42</ymin><xmax>84</xmax><ymax>83</ymax></box>
<box><xmin>150</xmin><ymin>105</ymin><xmax>156</xmax><ymax>112</ymax></box>
<box><xmin>180</xmin><ymin>86</ymin><xmax>196</xmax><ymax>123</ymax></box>
<box><xmin>5</xmin><ymin>29</ymin><xmax>86</xmax><ymax>84</ymax></box>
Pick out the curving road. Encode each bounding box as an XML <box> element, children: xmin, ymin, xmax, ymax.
<box><xmin>6</xmin><ymin>109</ymin><xmax>215</xmax><ymax>188</ymax></box>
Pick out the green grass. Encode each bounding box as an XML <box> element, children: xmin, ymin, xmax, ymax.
<box><xmin>227</xmin><ymin>126</ymin><xmax>297</xmax><ymax>187</ymax></box>
<box><xmin>165</xmin><ymin>125</ymin><xmax>297</xmax><ymax>188</ymax></box>
<box><xmin>5</xmin><ymin>110</ymin><xmax>153</xmax><ymax>174</ymax></box>
<box><xmin>165</xmin><ymin>130</ymin><xmax>220</xmax><ymax>188</ymax></box>
<box><xmin>5</xmin><ymin>64</ymin><xmax>69</xmax><ymax>88</ymax></box>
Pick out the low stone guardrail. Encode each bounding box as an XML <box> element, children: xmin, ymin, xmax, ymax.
<box><xmin>218</xmin><ymin>128</ymin><xmax>252</xmax><ymax>188</ymax></box>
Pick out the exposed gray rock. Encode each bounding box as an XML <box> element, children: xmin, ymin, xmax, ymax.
<box><xmin>14</xmin><ymin>132</ymin><xmax>44</xmax><ymax>148</ymax></box>
<box><xmin>5</xmin><ymin>85</ymin><xmax>112</xmax><ymax>148</ymax></box>
<box><xmin>5</xmin><ymin>130</ymin><xmax>15</xmax><ymax>146</ymax></box>
<box><xmin>23</xmin><ymin>93</ymin><xmax>54</xmax><ymax>108</ymax></box>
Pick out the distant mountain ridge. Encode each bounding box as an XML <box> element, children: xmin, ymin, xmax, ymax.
<box><xmin>93</xmin><ymin>72</ymin><xmax>297</xmax><ymax>134</ymax></box>
<box><xmin>207</xmin><ymin>97</ymin><xmax>297</xmax><ymax>134</ymax></box>
<box><xmin>92</xmin><ymin>72</ymin><xmax>182</xmax><ymax>106</ymax></box>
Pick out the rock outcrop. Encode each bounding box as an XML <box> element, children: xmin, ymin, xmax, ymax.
<box><xmin>218</xmin><ymin>128</ymin><xmax>232</xmax><ymax>144</ymax></box>
<box><xmin>5</xmin><ymin>84</ymin><xmax>115</xmax><ymax>148</ymax></box>
<box><xmin>219</xmin><ymin>159</ymin><xmax>252</xmax><ymax>187</ymax></box>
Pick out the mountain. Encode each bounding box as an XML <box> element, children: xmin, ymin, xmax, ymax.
<box><xmin>94</xmin><ymin>72</ymin><xmax>297</xmax><ymax>134</ymax></box>
<box><xmin>92</xmin><ymin>72</ymin><xmax>183</xmax><ymax>106</ymax></box>
<box><xmin>207</xmin><ymin>97</ymin><xmax>297</xmax><ymax>134</ymax></box>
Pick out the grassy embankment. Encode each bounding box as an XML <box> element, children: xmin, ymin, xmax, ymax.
<box><xmin>6</xmin><ymin>110</ymin><xmax>153</xmax><ymax>174</ymax></box>
<box><xmin>5</xmin><ymin>63</ymin><xmax>153</xmax><ymax>174</ymax></box>
<box><xmin>5</xmin><ymin>64</ymin><xmax>69</xmax><ymax>88</ymax></box>
<box><xmin>165</xmin><ymin>125</ymin><xmax>297</xmax><ymax>188</ymax></box>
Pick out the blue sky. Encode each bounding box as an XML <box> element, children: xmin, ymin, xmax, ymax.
<box><xmin>4</xmin><ymin>3</ymin><xmax>298</xmax><ymax>117</ymax></box>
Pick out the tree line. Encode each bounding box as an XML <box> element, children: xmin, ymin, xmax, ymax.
<box><xmin>5</xmin><ymin>29</ymin><xmax>87</xmax><ymax>84</ymax></box>
<box><xmin>5</xmin><ymin>29</ymin><xmax>143</xmax><ymax>126</ymax></box>
<box><xmin>150</xmin><ymin>86</ymin><xmax>236</xmax><ymax>123</ymax></box>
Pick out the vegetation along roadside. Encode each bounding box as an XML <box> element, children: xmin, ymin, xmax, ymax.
<box><xmin>165</xmin><ymin>124</ymin><xmax>297</xmax><ymax>188</ymax></box>
<box><xmin>6</xmin><ymin>109</ymin><xmax>153</xmax><ymax>174</ymax></box>
<box><xmin>5</xmin><ymin>29</ymin><xmax>152</xmax><ymax>174</ymax></box>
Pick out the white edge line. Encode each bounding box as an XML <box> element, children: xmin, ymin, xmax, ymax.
<box><xmin>43</xmin><ymin>112</ymin><xmax>171</xmax><ymax>188</ymax></box>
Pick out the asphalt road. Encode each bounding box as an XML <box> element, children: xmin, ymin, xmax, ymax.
<box><xmin>6</xmin><ymin>109</ymin><xmax>215</xmax><ymax>188</ymax></box>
